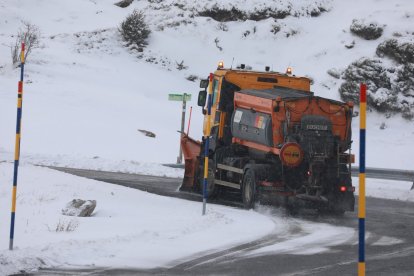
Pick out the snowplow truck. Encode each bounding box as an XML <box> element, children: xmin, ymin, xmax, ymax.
<box><xmin>180</xmin><ymin>64</ymin><xmax>355</xmax><ymax>213</ymax></box>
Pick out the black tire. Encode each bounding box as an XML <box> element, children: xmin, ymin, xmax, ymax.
<box><xmin>242</xmin><ymin>169</ymin><xmax>257</xmax><ymax>209</ymax></box>
<box><xmin>198</xmin><ymin>159</ymin><xmax>219</xmax><ymax>198</ymax></box>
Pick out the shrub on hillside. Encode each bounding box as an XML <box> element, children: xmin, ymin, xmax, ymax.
<box><xmin>248</xmin><ymin>8</ymin><xmax>290</xmax><ymax>21</ymax></box>
<box><xmin>10</xmin><ymin>22</ymin><xmax>40</xmax><ymax>66</ymax></box>
<box><xmin>350</xmin><ymin>19</ymin><xmax>383</xmax><ymax>40</ymax></box>
<box><xmin>198</xmin><ymin>3</ymin><xmax>328</xmax><ymax>22</ymax></box>
<box><xmin>114</xmin><ymin>0</ymin><xmax>134</xmax><ymax>8</ymax></box>
<box><xmin>339</xmin><ymin>58</ymin><xmax>390</xmax><ymax>105</ymax></box>
<box><xmin>198</xmin><ymin>6</ymin><xmax>290</xmax><ymax>22</ymax></box>
<box><xmin>395</xmin><ymin>63</ymin><xmax>414</xmax><ymax>98</ymax></box>
<box><xmin>309</xmin><ymin>6</ymin><xmax>327</xmax><ymax>17</ymax></box>
<box><xmin>119</xmin><ymin>10</ymin><xmax>151</xmax><ymax>48</ymax></box>
<box><xmin>376</xmin><ymin>39</ymin><xmax>414</xmax><ymax>64</ymax></box>
<box><xmin>339</xmin><ymin>58</ymin><xmax>414</xmax><ymax>119</ymax></box>
<box><xmin>199</xmin><ymin>6</ymin><xmax>246</xmax><ymax>22</ymax></box>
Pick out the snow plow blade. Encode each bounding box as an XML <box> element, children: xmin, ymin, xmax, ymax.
<box><xmin>179</xmin><ymin>133</ymin><xmax>201</xmax><ymax>191</ymax></box>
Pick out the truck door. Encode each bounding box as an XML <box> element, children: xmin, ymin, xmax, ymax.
<box><xmin>203</xmin><ymin>76</ymin><xmax>222</xmax><ymax>136</ymax></box>
<box><xmin>205</xmin><ymin>76</ymin><xmax>238</xmax><ymax>145</ymax></box>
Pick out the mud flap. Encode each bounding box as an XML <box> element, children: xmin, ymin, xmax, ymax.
<box><xmin>179</xmin><ymin>134</ymin><xmax>201</xmax><ymax>191</ymax></box>
<box><xmin>326</xmin><ymin>192</ymin><xmax>355</xmax><ymax>212</ymax></box>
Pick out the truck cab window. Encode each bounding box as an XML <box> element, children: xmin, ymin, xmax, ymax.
<box><xmin>212</xmin><ymin>79</ymin><xmax>219</xmax><ymax>104</ymax></box>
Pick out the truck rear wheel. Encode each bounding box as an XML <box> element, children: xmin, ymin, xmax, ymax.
<box><xmin>242</xmin><ymin>169</ymin><xmax>257</xmax><ymax>209</ymax></box>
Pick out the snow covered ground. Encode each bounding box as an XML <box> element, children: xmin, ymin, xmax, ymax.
<box><xmin>0</xmin><ymin>0</ymin><xmax>413</xmax><ymax>169</ymax></box>
<box><xmin>0</xmin><ymin>163</ymin><xmax>357</xmax><ymax>275</ymax></box>
<box><xmin>0</xmin><ymin>163</ymin><xmax>274</xmax><ymax>275</ymax></box>
<box><xmin>0</xmin><ymin>163</ymin><xmax>411</xmax><ymax>274</ymax></box>
<box><xmin>353</xmin><ymin>177</ymin><xmax>414</xmax><ymax>202</ymax></box>
<box><xmin>0</xmin><ymin>0</ymin><xmax>413</xmax><ymax>274</ymax></box>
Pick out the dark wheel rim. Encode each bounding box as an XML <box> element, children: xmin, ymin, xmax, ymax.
<box><xmin>244</xmin><ymin>172</ymin><xmax>254</xmax><ymax>205</ymax></box>
<box><xmin>207</xmin><ymin>167</ymin><xmax>215</xmax><ymax>192</ymax></box>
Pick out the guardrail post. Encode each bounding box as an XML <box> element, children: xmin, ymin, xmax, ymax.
<box><xmin>177</xmin><ymin>95</ymin><xmax>187</xmax><ymax>164</ymax></box>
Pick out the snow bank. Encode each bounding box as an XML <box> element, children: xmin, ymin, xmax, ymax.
<box><xmin>0</xmin><ymin>163</ymin><xmax>274</xmax><ymax>275</ymax></box>
<box><xmin>353</xmin><ymin>177</ymin><xmax>414</xmax><ymax>202</ymax></box>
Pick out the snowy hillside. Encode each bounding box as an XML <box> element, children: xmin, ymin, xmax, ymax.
<box><xmin>0</xmin><ymin>0</ymin><xmax>413</xmax><ymax>170</ymax></box>
<box><xmin>0</xmin><ymin>1</ymin><xmax>414</xmax><ymax>274</ymax></box>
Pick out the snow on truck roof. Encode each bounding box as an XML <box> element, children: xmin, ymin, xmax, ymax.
<box><xmin>237</xmin><ymin>86</ymin><xmax>313</xmax><ymax>100</ymax></box>
<box><xmin>237</xmin><ymin>86</ymin><xmax>348</xmax><ymax>106</ymax></box>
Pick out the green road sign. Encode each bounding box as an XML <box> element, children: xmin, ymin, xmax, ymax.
<box><xmin>168</xmin><ymin>93</ymin><xmax>191</xmax><ymax>101</ymax></box>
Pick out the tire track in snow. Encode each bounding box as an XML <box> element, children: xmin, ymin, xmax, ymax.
<box><xmin>169</xmin><ymin>218</ymin><xmax>302</xmax><ymax>271</ymax></box>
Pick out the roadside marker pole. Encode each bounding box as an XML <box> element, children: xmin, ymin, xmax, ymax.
<box><xmin>168</xmin><ymin>93</ymin><xmax>191</xmax><ymax>164</ymax></box>
<box><xmin>358</xmin><ymin>83</ymin><xmax>367</xmax><ymax>275</ymax></box>
<box><xmin>177</xmin><ymin>94</ymin><xmax>187</xmax><ymax>164</ymax></box>
<box><xmin>9</xmin><ymin>43</ymin><xmax>25</xmax><ymax>250</ymax></box>
<box><xmin>202</xmin><ymin>73</ymin><xmax>214</xmax><ymax>216</ymax></box>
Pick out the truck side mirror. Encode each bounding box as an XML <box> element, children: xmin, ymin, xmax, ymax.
<box><xmin>199</xmin><ymin>79</ymin><xmax>209</xmax><ymax>89</ymax></box>
<box><xmin>198</xmin><ymin>90</ymin><xmax>207</xmax><ymax>107</ymax></box>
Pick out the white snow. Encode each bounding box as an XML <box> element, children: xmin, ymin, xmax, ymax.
<box><xmin>371</xmin><ymin>236</ymin><xmax>403</xmax><ymax>246</ymax></box>
<box><xmin>0</xmin><ymin>0</ymin><xmax>413</xmax><ymax>170</ymax></box>
<box><xmin>246</xmin><ymin>220</ymin><xmax>355</xmax><ymax>256</ymax></box>
<box><xmin>0</xmin><ymin>163</ymin><xmax>276</xmax><ymax>275</ymax></box>
<box><xmin>0</xmin><ymin>0</ymin><xmax>413</xmax><ymax>274</ymax></box>
<box><xmin>0</xmin><ymin>163</ymin><xmax>409</xmax><ymax>275</ymax></box>
<box><xmin>353</xmin><ymin>177</ymin><xmax>414</xmax><ymax>202</ymax></box>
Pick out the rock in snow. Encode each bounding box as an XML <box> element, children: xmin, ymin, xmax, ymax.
<box><xmin>62</xmin><ymin>199</ymin><xmax>97</xmax><ymax>217</ymax></box>
<box><xmin>138</xmin><ymin>129</ymin><xmax>156</xmax><ymax>138</ymax></box>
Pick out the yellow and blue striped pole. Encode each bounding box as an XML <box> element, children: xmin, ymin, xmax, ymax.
<box><xmin>9</xmin><ymin>42</ymin><xmax>25</xmax><ymax>250</ymax></box>
<box><xmin>358</xmin><ymin>83</ymin><xmax>367</xmax><ymax>275</ymax></box>
<box><xmin>202</xmin><ymin>73</ymin><xmax>214</xmax><ymax>215</ymax></box>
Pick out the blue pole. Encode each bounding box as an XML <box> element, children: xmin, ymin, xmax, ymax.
<box><xmin>9</xmin><ymin>42</ymin><xmax>25</xmax><ymax>250</ymax></box>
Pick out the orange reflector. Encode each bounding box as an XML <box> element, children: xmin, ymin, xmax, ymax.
<box><xmin>280</xmin><ymin>142</ymin><xmax>303</xmax><ymax>167</ymax></box>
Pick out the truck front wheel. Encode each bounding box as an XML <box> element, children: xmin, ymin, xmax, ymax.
<box><xmin>242</xmin><ymin>169</ymin><xmax>257</xmax><ymax>209</ymax></box>
<box><xmin>198</xmin><ymin>159</ymin><xmax>218</xmax><ymax>198</ymax></box>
